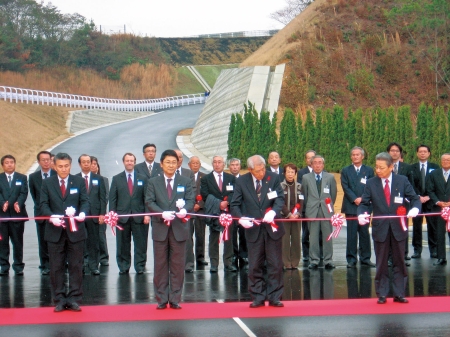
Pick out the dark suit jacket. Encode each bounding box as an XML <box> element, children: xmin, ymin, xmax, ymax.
<box><xmin>427</xmin><ymin>168</ymin><xmax>450</xmax><ymax>211</ymax></box>
<box><xmin>358</xmin><ymin>174</ymin><xmax>421</xmax><ymax>242</ymax></box>
<box><xmin>75</xmin><ymin>173</ymin><xmax>107</xmax><ymax>223</ymax></box>
<box><xmin>411</xmin><ymin>162</ymin><xmax>439</xmax><ymax>211</ymax></box>
<box><xmin>29</xmin><ymin>169</ymin><xmax>57</xmax><ymax>220</ymax></box>
<box><xmin>302</xmin><ymin>171</ymin><xmax>337</xmax><ymax>219</ymax></box>
<box><xmin>268</xmin><ymin>166</ymin><xmax>285</xmax><ymax>180</ymax></box>
<box><xmin>145</xmin><ymin>174</ymin><xmax>194</xmax><ymax>242</ymax></box>
<box><xmin>194</xmin><ymin>171</ymin><xmax>206</xmax><ymax>214</ymax></box>
<box><xmin>297</xmin><ymin>166</ymin><xmax>312</xmax><ymax>184</ymax></box>
<box><xmin>135</xmin><ymin>161</ymin><xmax>162</xmax><ymax>179</ymax></box>
<box><xmin>341</xmin><ymin>164</ymin><xmax>374</xmax><ymax>214</ymax></box>
<box><xmin>40</xmin><ymin>174</ymin><xmax>90</xmax><ymax>243</ymax></box>
<box><xmin>230</xmin><ymin>171</ymin><xmax>285</xmax><ymax>242</ymax></box>
<box><xmin>178</xmin><ymin>167</ymin><xmax>195</xmax><ymax>188</ymax></box>
<box><xmin>109</xmin><ymin>171</ymin><xmax>148</xmax><ymax>224</ymax></box>
<box><xmin>0</xmin><ymin>172</ymin><xmax>28</xmax><ymax>221</ymax></box>
<box><xmin>396</xmin><ymin>162</ymin><xmax>413</xmax><ymax>182</ymax></box>
<box><xmin>201</xmin><ymin>171</ymin><xmax>235</xmax><ymax>204</ymax></box>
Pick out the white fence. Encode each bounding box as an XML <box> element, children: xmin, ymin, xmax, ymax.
<box><xmin>0</xmin><ymin>86</ymin><xmax>206</xmax><ymax>111</ymax></box>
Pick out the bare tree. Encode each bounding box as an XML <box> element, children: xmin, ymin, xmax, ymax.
<box><xmin>269</xmin><ymin>0</ymin><xmax>314</xmax><ymax>26</ymax></box>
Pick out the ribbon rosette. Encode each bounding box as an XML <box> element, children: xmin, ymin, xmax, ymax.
<box><xmin>325</xmin><ymin>198</ymin><xmax>333</xmax><ymax>213</ymax></box>
<box><xmin>441</xmin><ymin>207</ymin><xmax>450</xmax><ymax>232</ymax></box>
<box><xmin>223</xmin><ymin>196</ymin><xmax>228</xmax><ymax>212</ymax></box>
<box><xmin>196</xmin><ymin>195</ymin><xmax>202</xmax><ymax>204</ymax></box>
<box><xmin>176</xmin><ymin>199</ymin><xmax>190</xmax><ymax>223</ymax></box>
<box><xmin>327</xmin><ymin>214</ymin><xmax>344</xmax><ymax>241</ymax></box>
<box><xmin>291</xmin><ymin>203</ymin><xmax>301</xmax><ymax>215</ymax></box>
<box><xmin>219</xmin><ymin>213</ymin><xmax>233</xmax><ymax>243</ymax></box>
<box><xmin>397</xmin><ymin>206</ymin><xmax>407</xmax><ymax>231</ymax></box>
<box><xmin>104</xmin><ymin>211</ymin><xmax>123</xmax><ymax>236</ymax></box>
<box><xmin>65</xmin><ymin>207</ymin><xmax>78</xmax><ymax>232</ymax></box>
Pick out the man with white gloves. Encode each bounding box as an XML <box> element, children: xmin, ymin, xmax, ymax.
<box><xmin>358</xmin><ymin>152</ymin><xmax>421</xmax><ymax>305</ymax></box>
<box><xmin>40</xmin><ymin>152</ymin><xmax>90</xmax><ymax>313</ymax></box>
<box><xmin>230</xmin><ymin>155</ymin><xmax>285</xmax><ymax>308</ymax></box>
<box><xmin>145</xmin><ymin>149</ymin><xmax>194</xmax><ymax>310</ymax></box>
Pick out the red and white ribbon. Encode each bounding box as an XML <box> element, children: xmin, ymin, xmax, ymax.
<box><xmin>325</xmin><ymin>198</ymin><xmax>333</xmax><ymax>213</ymax></box>
<box><xmin>291</xmin><ymin>203</ymin><xmax>300</xmax><ymax>215</ymax></box>
<box><xmin>65</xmin><ymin>207</ymin><xmax>77</xmax><ymax>232</ymax></box>
<box><xmin>327</xmin><ymin>214</ymin><xmax>344</xmax><ymax>241</ymax></box>
<box><xmin>441</xmin><ymin>207</ymin><xmax>450</xmax><ymax>232</ymax></box>
<box><xmin>397</xmin><ymin>206</ymin><xmax>407</xmax><ymax>231</ymax></box>
<box><xmin>219</xmin><ymin>213</ymin><xmax>233</xmax><ymax>243</ymax></box>
<box><xmin>104</xmin><ymin>211</ymin><xmax>123</xmax><ymax>236</ymax></box>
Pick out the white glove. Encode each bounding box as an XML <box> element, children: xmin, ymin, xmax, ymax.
<box><xmin>162</xmin><ymin>211</ymin><xmax>175</xmax><ymax>221</ymax></box>
<box><xmin>50</xmin><ymin>215</ymin><xmax>64</xmax><ymax>226</ymax></box>
<box><xmin>239</xmin><ymin>217</ymin><xmax>254</xmax><ymax>228</ymax></box>
<box><xmin>262</xmin><ymin>210</ymin><xmax>276</xmax><ymax>223</ymax></box>
<box><xmin>358</xmin><ymin>212</ymin><xmax>370</xmax><ymax>225</ymax></box>
<box><xmin>176</xmin><ymin>208</ymin><xmax>187</xmax><ymax>219</ymax></box>
<box><xmin>74</xmin><ymin>212</ymin><xmax>86</xmax><ymax>222</ymax></box>
<box><xmin>407</xmin><ymin>207</ymin><xmax>419</xmax><ymax>218</ymax></box>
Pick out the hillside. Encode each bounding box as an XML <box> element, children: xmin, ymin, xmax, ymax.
<box><xmin>242</xmin><ymin>0</ymin><xmax>450</xmax><ymax>111</ymax></box>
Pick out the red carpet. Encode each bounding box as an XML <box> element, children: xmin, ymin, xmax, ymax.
<box><xmin>1</xmin><ymin>297</ymin><xmax>450</xmax><ymax>326</ymax></box>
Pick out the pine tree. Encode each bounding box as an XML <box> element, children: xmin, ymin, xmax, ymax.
<box><xmin>278</xmin><ymin>108</ymin><xmax>298</xmax><ymax>164</ymax></box>
<box><xmin>432</xmin><ymin>106</ymin><xmax>448</xmax><ymax>161</ymax></box>
<box><xmin>416</xmin><ymin>103</ymin><xmax>428</xmax><ymax>147</ymax></box>
<box><xmin>227</xmin><ymin>113</ymin><xmax>236</xmax><ymax>160</ymax></box>
<box><xmin>296</xmin><ymin>115</ymin><xmax>304</xmax><ymax>167</ymax></box>
<box><xmin>259</xmin><ymin>111</ymin><xmax>271</xmax><ymax>159</ymax></box>
<box><xmin>304</xmin><ymin>110</ymin><xmax>316</xmax><ymax>150</ymax></box>
<box><xmin>315</xmin><ymin>108</ymin><xmax>323</xmax><ymax>154</ymax></box>
<box><xmin>268</xmin><ymin>111</ymin><xmax>278</xmax><ymax>153</ymax></box>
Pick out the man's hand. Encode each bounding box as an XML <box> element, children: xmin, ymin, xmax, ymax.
<box><xmin>74</xmin><ymin>212</ymin><xmax>86</xmax><ymax>222</ymax></box>
<box><xmin>419</xmin><ymin>196</ymin><xmax>430</xmax><ymax>203</ymax></box>
<box><xmin>358</xmin><ymin>212</ymin><xmax>370</xmax><ymax>225</ymax></box>
<box><xmin>99</xmin><ymin>215</ymin><xmax>105</xmax><ymax>224</ymax></box>
<box><xmin>176</xmin><ymin>208</ymin><xmax>187</xmax><ymax>219</ymax></box>
<box><xmin>143</xmin><ymin>215</ymin><xmax>150</xmax><ymax>224</ymax></box>
<box><xmin>437</xmin><ymin>201</ymin><xmax>450</xmax><ymax>208</ymax></box>
<box><xmin>14</xmin><ymin>202</ymin><xmax>20</xmax><ymax>213</ymax></box>
<box><xmin>162</xmin><ymin>211</ymin><xmax>175</xmax><ymax>221</ymax></box>
<box><xmin>263</xmin><ymin>210</ymin><xmax>276</xmax><ymax>223</ymax></box>
<box><xmin>2</xmin><ymin>201</ymin><xmax>8</xmax><ymax>212</ymax></box>
<box><xmin>289</xmin><ymin>214</ymin><xmax>299</xmax><ymax>219</ymax></box>
<box><xmin>239</xmin><ymin>217</ymin><xmax>254</xmax><ymax>228</ymax></box>
<box><xmin>354</xmin><ymin>197</ymin><xmax>362</xmax><ymax>206</ymax></box>
<box><xmin>50</xmin><ymin>215</ymin><xmax>64</xmax><ymax>226</ymax></box>
<box><xmin>193</xmin><ymin>204</ymin><xmax>201</xmax><ymax>212</ymax></box>
<box><xmin>220</xmin><ymin>200</ymin><xmax>228</xmax><ymax>211</ymax></box>
<box><xmin>407</xmin><ymin>207</ymin><xmax>420</xmax><ymax>218</ymax></box>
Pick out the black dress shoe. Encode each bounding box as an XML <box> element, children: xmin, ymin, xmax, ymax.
<box><xmin>0</xmin><ymin>270</ymin><xmax>9</xmax><ymax>276</ymax></box>
<box><xmin>431</xmin><ymin>252</ymin><xmax>438</xmax><ymax>258</ymax></box>
<box><xmin>67</xmin><ymin>302</ymin><xmax>82</xmax><ymax>312</ymax></box>
<box><xmin>41</xmin><ymin>268</ymin><xmax>50</xmax><ymax>275</ymax></box>
<box><xmin>268</xmin><ymin>301</ymin><xmax>284</xmax><ymax>307</ymax></box>
<box><xmin>308</xmin><ymin>263</ymin><xmax>318</xmax><ymax>270</ymax></box>
<box><xmin>210</xmin><ymin>266</ymin><xmax>218</xmax><ymax>273</ymax></box>
<box><xmin>91</xmin><ymin>269</ymin><xmax>100</xmax><ymax>275</ymax></box>
<box><xmin>411</xmin><ymin>252</ymin><xmax>421</xmax><ymax>258</ymax></box>
<box><xmin>169</xmin><ymin>303</ymin><xmax>182</xmax><ymax>309</ymax></box>
<box><xmin>224</xmin><ymin>265</ymin><xmax>237</xmax><ymax>272</ymax></box>
<box><xmin>388</xmin><ymin>261</ymin><xmax>393</xmax><ymax>267</ymax></box>
<box><xmin>433</xmin><ymin>259</ymin><xmax>447</xmax><ymax>266</ymax></box>
<box><xmin>347</xmin><ymin>262</ymin><xmax>356</xmax><ymax>268</ymax></box>
<box><xmin>393</xmin><ymin>296</ymin><xmax>409</xmax><ymax>303</ymax></box>
<box><xmin>324</xmin><ymin>263</ymin><xmax>335</xmax><ymax>269</ymax></box>
<box><xmin>119</xmin><ymin>270</ymin><xmax>129</xmax><ymax>275</ymax></box>
<box><xmin>249</xmin><ymin>301</ymin><xmax>265</xmax><ymax>308</ymax></box>
<box><xmin>377</xmin><ymin>296</ymin><xmax>386</xmax><ymax>304</ymax></box>
<box><xmin>100</xmin><ymin>261</ymin><xmax>109</xmax><ymax>266</ymax></box>
<box><xmin>15</xmin><ymin>271</ymin><xmax>24</xmax><ymax>276</ymax></box>
<box><xmin>197</xmin><ymin>260</ymin><xmax>208</xmax><ymax>266</ymax></box>
<box><xmin>185</xmin><ymin>268</ymin><xmax>194</xmax><ymax>273</ymax></box>
<box><xmin>54</xmin><ymin>303</ymin><xmax>66</xmax><ymax>312</ymax></box>
<box><xmin>405</xmin><ymin>255</ymin><xmax>411</xmax><ymax>260</ymax></box>
<box><xmin>136</xmin><ymin>270</ymin><xmax>145</xmax><ymax>274</ymax></box>
<box><xmin>361</xmin><ymin>261</ymin><xmax>376</xmax><ymax>267</ymax></box>
<box><xmin>156</xmin><ymin>303</ymin><xmax>167</xmax><ymax>310</ymax></box>
<box><xmin>405</xmin><ymin>261</ymin><xmax>411</xmax><ymax>267</ymax></box>
<box><xmin>303</xmin><ymin>257</ymin><xmax>309</xmax><ymax>262</ymax></box>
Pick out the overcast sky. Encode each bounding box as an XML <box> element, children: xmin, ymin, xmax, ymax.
<box><xmin>46</xmin><ymin>0</ymin><xmax>286</xmax><ymax>37</ymax></box>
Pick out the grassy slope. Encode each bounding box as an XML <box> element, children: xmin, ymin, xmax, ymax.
<box><xmin>174</xmin><ymin>67</ymin><xmax>205</xmax><ymax>96</ymax></box>
<box><xmin>194</xmin><ymin>64</ymin><xmax>239</xmax><ymax>88</ymax></box>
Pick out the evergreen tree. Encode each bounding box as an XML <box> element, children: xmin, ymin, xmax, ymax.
<box><xmin>304</xmin><ymin>110</ymin><xmax>316</xmax><ymax>150</ymax></box>
<box><xmin>296</xmin><ymin>115</ymin><xmax>305</xmax><ymax>166</ymax></box>
<box><xmin>386</xmin><ymin>106</ymin><xmax>397</xmax><ymax>144</ymax></box>
<box><xmin>227</xmin><ymin>113</ymin><xmax>236</xmax><ymax>159</ymax></box>
<box><xmin>268</xmin><ymin>111</ymin><xmax>278</xmax><ymax>153</ymax></box>
<box><xmin>416</xmin><ymin>103</ymin><xmax>428</xmax><ymax>147</ymax></box>
<box><xmin>353</xmin><ymin>108</ymin><xmax>364</xmax><ymax>148</ymax></box>
<box><xmin>346</xmin><ymin>108</ymin><xmax>356</xmax><ymax>152</ymax></box>
<box><xmin>278</xmin><ymin>108</ymin><xmax>298</xmax><ymax>164</ymax></box>
<box><xmin>432</xmin><ymin>106</ymin><xmax>448</xmax><ymax>161</ymax></box>
<box><xmin>329</xmin><ymin>105</ymin><xmax>347</xmax><ymax>171</ymax></box>
<box><xmin>315</xmin><ymin>108</ymin><xmax>323</xmax><ymax>154</ymax></box>
<box><xmin>259</xmin><ymin>111</ymin><xmax>271</xmax><ymax>160</ymax></box>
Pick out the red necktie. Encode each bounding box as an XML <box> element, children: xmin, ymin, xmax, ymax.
<box><xmin>218</xmin><ymin>174</ymin><xmax>223</xmax><ymax>191</ymax></box>
<box><xmin>127</xmin><ymin>174</ymin><xmax>133</xmax><ymax>195</ymax></box>
<box><xmin>60</xmin><ymin>179</ymin><xmax>66</xmax><ymax>196</ymax></box>
<box><xmin>384</xmin><ymin>179</ymin><xmax>390</xmax><ymax>206</ymax></box>
<box><xmin>84</xmin><ymin>175</ymin><xmax>89</xmax><ymax>192</ymax></box>
<box><xmin>167</xmin><ymin>178</ymin><xmax>173</xmax><ymax>199</ymax></box>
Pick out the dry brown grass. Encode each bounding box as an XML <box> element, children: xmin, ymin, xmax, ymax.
<box><xmin>0</xmin><ymin>100</ymin><xmax>71</xmax><ymax>173</ymax></box>
<box><xmin>0</xmin><ymin>64</ymin><xmax>177</xmax><ymax>100</ymax></box>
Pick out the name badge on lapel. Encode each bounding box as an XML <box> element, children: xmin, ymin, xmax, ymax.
<box><xmin>92</xmin><ymin>179</ymin><xmax>99</xmax><ymax>186</ymax></box>
<box><xmin>15</xmin><ymin>181</ymin><xmax>22</xmax><ymax>186</ymax></box>
<box><xmin>137</xmin><ymin>180</ymin><xmax>143</xmax><ymax>186</ymax></box>
<box><xmin>267</xmin><ymin>190</ymin><xmax>277</xmax><ymax>200</ymax></box>
<box><xmin>70</xmin><ymin>188</ymin><xmax>78</xmax><ymax>194</ymax></box>
<box><xmin>323</xmin><ymin>186</ymin><xmax>330</xmax><ymax>194</ymax></box>
<box><xmin>299</xmin><ymin>194</ymin><xmax>304</xmax><ymax>200</ymax></box>
<box><xmin>177</xmin><ymin>186</ymin><xmax>185</xmax><ymax>193</ymax></box>
<box><xmin>226</xmin><ymin>184</ymin><xmax>233</xmax><ymax>191</ymax></box>
<box><xmin>360</xmin><ymin>177</ymin><xmax>367</xmax><ymax>184</ymax></box>
<box><xmin>394</xmin><ymin>194</ymin><xmax>403</xmax><ymax>204</ymax></box>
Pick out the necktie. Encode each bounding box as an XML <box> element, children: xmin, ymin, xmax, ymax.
<box><xmin>148</xmin><ymin>164</ymin><xmax>152</xmax><ymax>176</ymax></box>
<box><xmin>218</xmin><ymin>174</ymin><xmax>223</xmax><ymax>191</ymax></box>
<box><xmin>177</xmin><ymin>169</ymin><xmax>181</xmax><ymax>176</ymax></box>
<box><xmin>43</xmin><ymin>173</ymin><xmax>48</xmax><ymax>179</ymax></box>
<box><xmin>167</xmin><ymin>178</ymin><xmax>173</xmax><ymax>199</ymax></box>
<box><xmin>444</xmin><ymin>172</ymin><xmax>448</xmax><ymax>183</ymax></box>
<box><xmin>356</xmin><ymin>168</ymin><xmax>360</xmax><ymax>176</ymax></box>
<box><xmin>8</xmin><ymin>175</ymin><xmax>11</xmax><ymax>188</ymax></box>
<box><xmin>384</xmin><ymin>179</ymin><xmax>390</xmax><ymax>206</ymax></box>
<box><xmin>60</xmin><ymin>179</ymin><xmax>66</xmax><ymax>196</ymax></box>
<box><xmin>394</xmin><ymin>163</ymin><xmax>398</xmax><ymax>174</ymax></box>
<box><xmin>316</xmin><ymin>174</ymin><xmax>321</xmax><ymax>192</ymax></box>
<box><xmin>255</xmin><ymin>180</ymin><xmax>261</xmax><ymax>201</ymax></box>
<box><xmin>127</xmin><ymin>174</ymin><xmax>133</xmax><ymax>195</ymax></box>
<box><xmin>84</xmin><ymin>175</ymin><xmax>89</xmax><ymax>191</ymax></box>
<box><xmin>420</xmin><ymin>164</ymin><xmax>426</xmax><ymax>191</ymax></box>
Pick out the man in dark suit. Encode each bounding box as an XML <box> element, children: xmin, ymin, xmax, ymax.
<box><xmin>411</xmin><ymin>145</ymin><xmax>439</xmax><ymax>258</ymax></box>
<box><xmin>341</xmin><ymin>147</ymin><xmax>375</xmax><ymax>268</ymax></box>
<box><xmin>201</xmin><ymin>155</ymin><xmax>236</xmax><ymax>272</ymax></box>
<box><xmin>0</xmin><ymin>155</ymin><xmax>28</xmax><ymax>276</ymax></box>
<box><xmin>426</xmin><ymin>153</ymin><xmax>450</xmax><ymax>266</ymax></box>
<box><xmin>76</xmin><ymin>154</ymin><xmax>107</xmax><ymax>275</ymax></box>
<box><xmin>358</xmin><ymin>152</ymin><xmax>420</xmax><ymax>304</ymax></box>
<box><xmin>174</xmin><ymin>150</ymin><xmax>195</xmax><ymax>183</ymax></box>
<box><xmin>297</xmin><ymin>150</ymin><xmax>316</xmax><ymax>261</ymax></box>
<box><xmin>40</xmin><ymin>152</ymin><xmax>90</xmax><ymax>312</ymax></box>
<box><xmin>29</xmin><ymin>150</ymin><xmax>56</xmax><ymax>275</ymax></box>
<box><xmin>109</xmin><ymin>153</ymin><xmax>150</xmax><ymax>274</ymax></box>
<box><xmin>230</xmin><ymin>155</ymin><xmax>285</xmax><ymax>308</ymax></box>
<box><xmin>268</xmin><ymin>151</ymin><xmax>284</xmax><ymax>179</ymax></box>
<box><xmin>186</xmin><ymin>156</ymin><xmax>207</xmax><ymax>270</ymax></box>
<box><xmin>302</xmin><ymin>155</ymin><xmax>337</xmax><ymax>269</ymax></box>
<box><xmin>135</xmin><ymin>143</ymin><xmax>162</xmax><ymax>179</ymax></box>
<box><xmin>145</xmin><ymin>149</ymin><xmax>194</xmax><ymax>309</ymax></box>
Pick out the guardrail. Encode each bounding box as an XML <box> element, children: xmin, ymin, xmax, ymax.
<box><xmin>0</xmin><ymin>86</ymin><xmax>206</xmax><ymax>111</ymax></box>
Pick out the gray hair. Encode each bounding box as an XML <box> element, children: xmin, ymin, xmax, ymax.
<box><xmin>375</xmin><ymin>152</ymin><xmax>393</xmax><ymax>166</ymax></box>
<box><xmin>229</xmin><ymin>158</ymin><xmax>241</xmax><ymax>165</ymax></box>
<box><xmin>310</xmin><ymin>155</ymin><xmax>325</xmax><ymax>165</ymax></box>
<box><xmin>350</xmin><ymin>146</ymin><xmax>365</xmax><ymax>156</ymax></box>
<box><xmin>189</xmin><ymin>156</ymin><xmax>200</xmax><ymax>163</ymax></box>
<box><xmin>247</xmin><ymin>155</ymin><xmax>266</xmax><ymax>169</ymax></box>
<box><xmin>212</xmin><ymin>155</ymin><xmax>224</xmax><ymax>163</ymax></box>
<box><xmin>441</xmin><ymin>153</ymin><xmax>450</xmax><ymax>159</ymax></box>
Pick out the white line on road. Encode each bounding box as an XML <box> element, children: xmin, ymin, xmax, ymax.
<box><xmin>233</xmin><ymin>317</ymin><xmax>257</xmax><ymax>337</ymax></box>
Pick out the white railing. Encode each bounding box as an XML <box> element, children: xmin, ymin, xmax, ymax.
<box><xmin>0</xmin><ymin>86</ymin><xmax>206</xmax><ymax>111</ymax></box>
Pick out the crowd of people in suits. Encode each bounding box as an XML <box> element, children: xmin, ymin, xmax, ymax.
<box><xmin>1</xmin><ymin>140</ymin><xmax>450</xmax><ymax>311</ymax></box>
